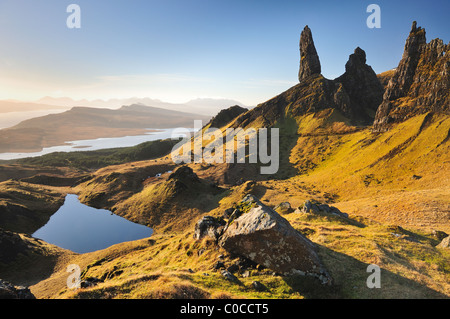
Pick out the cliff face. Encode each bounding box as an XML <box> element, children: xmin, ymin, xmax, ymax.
<box><xmin>335</xmin><ymin>47</ymin><xmax>384</xmax><ymax>122</ymax></box>
<box><xmin>373</xmin><ymin>21</ymin><xmax>450</xmax><ymax>132</ymax></box>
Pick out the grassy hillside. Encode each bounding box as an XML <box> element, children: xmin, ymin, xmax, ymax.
<box><xmin>1</xmin><ymin>110</ymin><xmax>448</xmax><ymax>299</ymax></box>
<box><xmin>0</xmin><ymin>181</ymin><xmax>67</xmax><ymax>234</ymax></box>
<box><xmin>0</xmin><ymin>229</ymin><xmax>74</xmax><ymax>287</ymax></box>
<box><xmin>71</xmin><ymin>111</ymin><xmax>449</xmax><ymax>234</ymax></box>
<box><xmin>30</xmin><ymin>211</ymin><xmax>449</xmax><ymax>299</ymax></box>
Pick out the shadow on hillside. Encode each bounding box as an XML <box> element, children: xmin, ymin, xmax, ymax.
<box><xmin>297</xmin><ymin>210</ymin><xmax>367</xmax><ymax>229</ymax></box>
<box><xmin>282</xmin><ymin>246</ymin><xmax>448</xmax><ymax>299</ymax></box>
<box><xmin>0</xmin><ymin>248</ymin><xmax>62</xmax><ymax>288</ymax></box>
<box><xmin>272</xmin><ymin>116</ymin><xmax>300</xmax><ymax>180</ymax></box>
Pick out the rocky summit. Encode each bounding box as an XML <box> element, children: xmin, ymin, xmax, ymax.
<box><xmin>234</xmin><ymin>25</ymin><xmax>384</xmax><ymax>127</ymax></box>
<box><xmin>334</xmin><ymin>47</ymin><xmax>384</xmax><ymax>122</ymax></box>
<box><xmin>298</xmin><ymin>25</ymin><xmax>322</xmax><ymax>82</ymax></box>
<box><xmin>373</xmin><ymin>21</ymin><xmax>450</xmax><ymax>132</ymax></box>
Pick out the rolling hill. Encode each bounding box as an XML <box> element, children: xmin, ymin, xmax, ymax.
<box><xmin>0</xmin><ymin>104</ymin><xmax>210</xmax><ymax>153</ymax></box>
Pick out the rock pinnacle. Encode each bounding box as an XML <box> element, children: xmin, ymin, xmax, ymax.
<box><xmin>298</xmin><ymin>25</ymin><xmax>321</xmax><ymax>82</ymax></box>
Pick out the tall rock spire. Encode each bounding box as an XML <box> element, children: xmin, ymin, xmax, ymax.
<box><xmin>372</xmin><ymin>21</ymin><xmax>450</xmax><ymax>132</ymax></box>
<box><xmin>383</xmin><ymin>21</ymin><xmax>427</xmax><ymax>101</ymax></box>
<box><xmin>298</xmin><ymin>25</ymin><xmax>321</xmax><ymax>82</ymax></box>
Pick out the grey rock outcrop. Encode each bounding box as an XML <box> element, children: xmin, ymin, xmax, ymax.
<box><xmin>0</xmin><ymin>279</ymin><xmax>35</xmax><ymax>299</ymax></box>
<box><xmin>298</xmin><ymin>25</ymin><xmax>321</xmax><ymax>82</ymax></box>
<box><xmin>251</xmin><ymin>281</ymin><xmax>268</xmax><ymax>291</ymax></box>
<box><xmin>193</xmin><ymin>216</ymin><xmax>226</xmax><ymax>240</ymax></box>
<box><xmin>335</xmin><ymin>47</ymin><xmax>384</xmax><ymax>121</ymax></box>
<box><xmin>221</xmin><ymin>270</ymin><xmax>240</xmax><ymax>284</ymax></box>
<box><xmin>218</xmin><ymin>195</ymin><xmax>331</xmax><ymax>284</ymax></box>
<box><xmin>274</xmin><ymin>202</ymin><xmax>294</xmax><ymax>214</ymax></box>
<box><xmin>299</xmin><ymin>200</ymin><xmax>348</xmax><ymax>218</ymax></box>
<box><xmin>437</xmin><ymin>236</ymin><xmax>450</xmax><ymax>249</ymax></box>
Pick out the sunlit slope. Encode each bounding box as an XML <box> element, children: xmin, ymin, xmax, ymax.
<box><xmin>292</xmin><ymin>112</ymin><xmax>449</xmax><ymax>198</ymax></box>
<box><xmin>74</xmin><ymin>110</ymin><xmax>449</xmax><ymax>234</ymax></box>
<box><xmin>281</xmin><ymin>111</ymin><xmax>450</xmax><ymax>232</ymax></box>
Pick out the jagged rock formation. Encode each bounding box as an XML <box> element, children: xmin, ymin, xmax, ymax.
<box><xmin>232</xmin><ymin>33</ymin><xmax>383</xmax><ymax>128</ymax></box>
<box><xmin>228</xmin><ymin>25</ymin><xmax>385</xmax><ymax>128</ymax></box>
<box><xmin>298</xmin><ymin>25</ymin><xmax>321</xmax><ymax>82</ymax></box>
<box><xmin>230</xmin><ymin>21</ymin><xmax>449</xmax><ymax>132</ymax></box>
<box><xmin>373</xmin><ymin>21</ymin><xmax>450</xmax><ymax>132</ymax></box>
<box><xmin>335</xmin><ymin>47</ymin><xmax>384</xmax><ymax>121</ymax></box>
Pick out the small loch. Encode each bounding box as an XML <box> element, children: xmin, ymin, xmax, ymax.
<box><xmin>32</xmin><ymin>194</ymin><xmax>153</xmax><ymax>254</ymax></box>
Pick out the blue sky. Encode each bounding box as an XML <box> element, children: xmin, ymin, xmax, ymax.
<box><xmin>0</xmin><ymin>0</ymin><xmax>448</xmax><ymax>106</ymax></box>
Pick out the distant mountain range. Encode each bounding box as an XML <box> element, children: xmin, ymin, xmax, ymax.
<box><xmin>0</xmin><ymin>96</ymin><xmax>247</xmax><ymax>133</ymax></box>
<box><xmin>0</xmin><ymin>100</ymin><xmax>70</xmax><ymax>114</ymax></box>
<box><xmin>35</xmin><ymin>97</ymin><xmax>247</xmax><ymax>116</ymax></box>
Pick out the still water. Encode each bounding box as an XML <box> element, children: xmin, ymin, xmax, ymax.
<box><xmin>0</xmin><ymin>128</ymin><xmax>194</xmax><ymax>160</ymax></box>
<box><xmin>32</xmin><ymin>194</ymin><xmax>153</xmax><ymax>254</ymax></box>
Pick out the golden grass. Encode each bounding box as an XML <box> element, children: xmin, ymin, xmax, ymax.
<box><xmin>32</xmin><ymin>210</ymin><xmax>449</xmax><ymax>299</ymax></box>
<box><xmin>4</xmin><ymin>112</ymin><xmax>449</xmax><ymax>299</ymax></box>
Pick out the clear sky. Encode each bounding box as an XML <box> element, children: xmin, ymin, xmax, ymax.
<box><xmin>0</xmin><ymin>0</ymin><xmax>448</xmax><ymax>106</ymax></box>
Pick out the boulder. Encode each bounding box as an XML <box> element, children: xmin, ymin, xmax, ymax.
<box><xmin>221</xmin><ymin>270</ymin><xmax>240</xmax><ymax>284</ymax></box>
<box><xmin>274</xmin><ymin>202</ymin><xmax>294</xmax><ymax>214</ymax></box>
<box><xmin>300</xmin><ymin>200</ymin><xmax>348</xmax><ymax>218</ymax></box>
<box><xmin>251</xmin><ymin>281</ymin><xmax>268</xmax><ymax>292</ymax></box>
<box><xmin>0</xmin><ymin>279</ymin><xmax>35</xmax><ymax>299</ymax></box>
<box><xmin>193</xmin><ymin>216</ymin><xmax>226</xmax><ymax>240</ymax></box>
<box><xmin>437</xmin><ymin>236</ymin><xmax>450</xmax><ymax>249</ymax></box>
<box><xmin>219</xmin><ymin>195</ymin><xmax>331</xmax><ymax>284</ymax></box>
